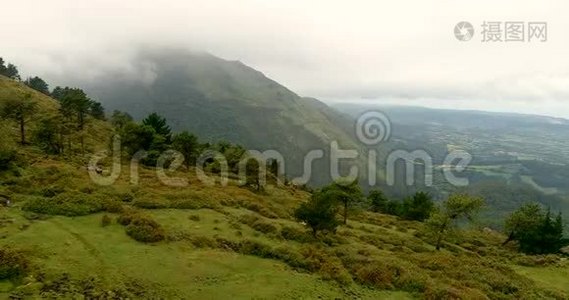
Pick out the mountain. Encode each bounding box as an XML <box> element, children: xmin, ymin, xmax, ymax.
<box><xmin>2</xmin><ymin>63</ymin><xmax>569</xmax><ymax>300</ymax></box>
<box><xmin>80</xmin><ymin>50</ymin><xmax>362</xmax><ymax>186</ymax></box>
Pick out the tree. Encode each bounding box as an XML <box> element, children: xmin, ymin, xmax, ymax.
<box><xmin>503</xmin><ymin>203</ymin><xmax>544</xmax><ymax>246</ymax></box>
<box><xmin>426</xmin><ymin>193</ymin><xmax>484</xmax><ymax>250</ymax></box>
<box><xmin>33</xmin><ymin>117</ymin><xmax>64</xmax><ymax>154</ymax></box>
<box><xmin>5</xmin><ymin>64</ymin><xmax>20</xmax><ymax>80</ymax></box>
<box><xmin>89</xmin><ymin>101</ymin><xmax>105</xmax><ymax>120</ymax></box>
<box><xmin>321</xmin><ymin>180</ymin><xmax>363</xmax><ymax>225</ymax></box>
<box><xmin>171</xmin><ymin>131</ymin><xmax>199</xmax><ymax>169</ymax></box>
<box><xmin>110</xmin><ymin>110</ymin><xmax>133</xmax><ymax>129</ymax></box>
<box><xmin>244</xmin><ymin>158</ymin><xmax>264</xmax><ymax>191</ymax></box>
<box><xmin>120</xmin><ymin>123</ymin><xmax>157</xmax><ymax>156</ymax></box>
<box><xmin>142</xmin><ymin>113</ymin><xmax>172</xmax><ymax>142</ymax></box>
<box><xmin>60</xmin><ymin>88</ymin><xmax>91</xmax><ymax>130</ymax></box>
<box><xmin>368</xmin><ymin>189</ymin><xmax>388</xmax><ymax>213</ymax></box>
<box><xmin>24</xmin><ymin>76</ymin><xmax>49</xmax><ymax>95</ymax></box>
<box><xmin>51</xmin><ymin>86</ymin><xmax>65</xmax><ymax>100</ymax></box>
<box><xmin>504</xmin><ymin>204</ymin><xmax>565</xmax><ymax>254</ymax></box>
<box><xmin>1</xmin><ymin>93</ymin><xmax>37</xmax><ymax>144</ymax></box>
<box><xmin>402</xmin><ymin>191</ymin><xmax>435</xmax><ymax>221</ymax></box>
<box><xmin>295</xmin><ymin>190</ymin><xmax>340</xmax><ymax>237</ymax></box>
<box><xmin>0</xmin><ymin>59</ymin><xmax>20</xmax><ymax>80</ymax></box>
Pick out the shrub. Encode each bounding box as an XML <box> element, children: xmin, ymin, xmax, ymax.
<box><xmin>238</xmin><ymin>214</ymin><xmax>278</xmax><ymax>234</ymax></box>
<box><xmin>125</xmin><ymin>216</ymin><xmax>165</xmax><ymax>243</ymax></box>
<box><xmin>117</xmin><ymin>212</ymin><xmax>135</xmax><ymax>226</ymax></box>
<box><xmin>101</xmin><ymin>215</ymin><xmax>112</xmax><ymax>227</ymax></box>
<box><xmin>238</xmin><ymin>239</ymin><xmax>275</xmax><ymax>258</ymax></box>
<box><xmin>0</xmin><ymin>149</ymin><xmax>16</xmax><ymax>171</ymax></box>
<box><xmin>118</xmin><ymin>192</ymin><xmax>135</xmax><ymax>202</ymax></box>
<box><xmin>188</xmin><ymin>214</ymin><xmax>201</xmax><ymax>222</ymax></box>
<box><xmin>0</xmin><ymin>248</ymin><xmax>29</xmax><ymax>280</ymax></box>
<box><xmin>22</xmin><ymin>192</ymin><xmax>103</xmax><ymax>216</ymax></box>
<box><xmin>280</xmin><ymin>226</ymin><xmax>311</xmax><ymax>242</ymax></box>
<box><xmin>132</xmin><ymin>198</ymin><xmax>169</xmax><ymax>209</ymax></box>
<box><xmin>102</xmin><ymin>199</ymin><xmax>124</xmax><ymax>213</ymax></box>
<box><xmin>40</xmin><ymin>185</ymin><xmax>65</xmax><ymax>198</ymax></box>
<box><xmin>353</xmin><ymin>257</ymin><xmax>427</xmax><ymax>292</ymax></box>
<box><xmin>245</xmin><ymin>202</ymin><xmax>278</xmax><ymax>219</ymax></box>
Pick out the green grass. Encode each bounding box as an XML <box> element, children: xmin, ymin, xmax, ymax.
<box><xmin>0</xmin><ymin>209</ymin><xmax>412</xmax><ymax>299</ymax></box>
<box><xmin>0</xmin><ymin>75</ymin><xmax>568</xmax><ymax>299</ymax></box>
<box><xmin>513</xmin><ymin>264</ymin><xmax>569</xmax><ymax>294</ymax></box>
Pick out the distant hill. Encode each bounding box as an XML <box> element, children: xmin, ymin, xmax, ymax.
<box><xmin>333</xmin><ymin>103</ymin><xmax>569</xmax><ymax>227</ymax></box>
<box><xmin>82</xmin><ymin>50</ymin><xmax>362</xmax><ymax>185</ymax></box>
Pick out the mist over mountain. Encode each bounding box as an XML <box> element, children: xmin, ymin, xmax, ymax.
<box><xmin>77</xmin><ymin>49</ymin><xmax>363</xmax><ymax>185</ymax></box>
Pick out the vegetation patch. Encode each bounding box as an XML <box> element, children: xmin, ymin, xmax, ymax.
<box><xmin>22</xmin><ymin>192</ymin><xmax>104</xmax><ymax>216</ymax></box>
<box><xmin>0</xmin><ymin>247</ymin><xmax>30</xmax><ymax>280</ymax></box>
<box><xmin>122</xmin><ymin>214</ymin><xmax>166</xmax><ymax>243</ymax></box>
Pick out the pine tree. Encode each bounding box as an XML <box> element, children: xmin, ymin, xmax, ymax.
<box><xmin>142</xmin><ymin>113</ymin><xmax>172</xmax><ymax>142</ymax></box>
<box><xmin>24</xmin><ymin>76</ymin><xmax>50</xmax><ymax>95</ymax></box>
<box><xmin>1</xmin><ymin>93</ymin><xmax>37</xmax><ymax>144</ymax></box>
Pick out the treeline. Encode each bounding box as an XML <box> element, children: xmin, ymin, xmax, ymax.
<box><xmin>111</xmin><ymin>111</ymin><xmax>278</xmax><ymax>191</ymax></box>
<box><xmin>0</xmin><ymin>57</ymin><xmax>105</xmax><ymax>155</ymax></box>
<box><xmin>295</xmin><ymin>183</ymin><xmax>567</xmax><ymax>254</ymax></box>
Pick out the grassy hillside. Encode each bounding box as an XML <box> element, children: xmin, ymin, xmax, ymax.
<box><xmin>1</xmin><ymin>73</ymin><xmax>569</xmax><ymax>299</ymax></box>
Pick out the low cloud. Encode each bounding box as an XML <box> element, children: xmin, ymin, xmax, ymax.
<box><xmin>2</xmin><ymin>0</ymin><xmax>569</xmax><ymax>117</ymax></box>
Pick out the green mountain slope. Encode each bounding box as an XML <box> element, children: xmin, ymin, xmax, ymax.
<box><xmin>85</xmin><ymin>51</ymin><xmax>362</xmax><ymax>185</ymax></box>
<box><xmin>1</xmin><ymin>75</ymin><xmax>569</xmax><ymax>299</ymax></box>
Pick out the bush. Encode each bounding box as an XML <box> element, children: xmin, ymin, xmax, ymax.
<box><xmin>353</xmin><ymin>257</ymin><xmax>427</xmax><ymax>292</ymax></box>
<box><xmin>188</xmin><ymin>214</ymin><xmax>200</xmax><ymax>222</ymax></box>
<box><xmin>280</xmin><ymin>226</ymin><xmax>311</xmax><ymax>242</ymax></box>
<box><xmin>132</xmin><ymin>198</ymin><xmax>169</xmax><ymax>209</ymax></box>
<box><xmin>238</xmin><ymin>214</ymin><xmax>278</xmax><ymax>234</ymax></box>
<box><xmin>118</xmin><ymin>192</ymin><xmax>135</xmax><ymax>202</ymax></box>
<box><xmin>0</xmin><ymin>149</ymin><xmax>16</xmax><ymax>171</ymax></box>
<box><xmin>125</xmin><ymin>216</ymin><xmax>165</xmax><ymax>243</ymax></box>
<box><xmin>40</xmin><ymin>185</ymin><xmax>65</xmax><ymax>198</ymax></box>
<box><xmin>22</xmin><ymin>193</ymin><xmax>104</xmax><ymax>216</ymax></box>
<box><xmin>0</xmin><ymin>248</ymin><xmax>29</xmax><ymax>280</ymax></box>
<box><xmin>101</xmin><ymin>215</ymin><xmax>112</xmax><ymax>227</ymax></box>
<box><xmin>102</xmin><ymin>199</ymin><xmax>124</xmax><ymax>213</ymax></box>
<box><xmin>117</xmin><ymin>212</ymin><xmax>135</xmax><ymax>226</ymax></box>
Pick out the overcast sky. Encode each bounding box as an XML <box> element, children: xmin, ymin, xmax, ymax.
<box><xmin>2</xmin><ymin>0</ymin><xmax>569</xmax><ymax>117</ymax></box>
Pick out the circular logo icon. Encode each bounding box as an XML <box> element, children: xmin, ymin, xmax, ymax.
<box><xmin>454</xmin><ymin>21</ymin><xmax>474</xmax><ymax>41</ymax></box>
<box><xmin>355</xmin><ymin>111</ymin><xmax>391</xmax><ymax>146</ymax></box>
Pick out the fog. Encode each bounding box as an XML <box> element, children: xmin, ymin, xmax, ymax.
<box><xmin>2</xmin><ymin>0</ymin><xmax>569</xmax><ymax>117</ymax></box>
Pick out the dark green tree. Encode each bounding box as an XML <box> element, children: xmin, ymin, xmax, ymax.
<box><xmin>402</xmin><ymin>191</ymin><xmax>435</xmax><ymax>221</ymax></box>
<box><xmin>110</xmin><ymin>110</ymin><xmax>133</xmax><ymax>129</ymax></box>
<box><xmin>142</xmin><ymin>113</ymin><xmax>172</xmax><ymax>142</ymax></box>
<box><xmin>120</xmin><ymin>123</ymin><xmax>156</xmax><ymax>156</ymax></box>
<box><xmin>0</xmin><ymin>59</ymin><xmax>20</xmax><ymax>80</ymax></box>
<box><xmin>503</xmin><ymin>202</ymin><xmax>544</xmax><ymax>246</ymax></box>
<box><xmin>321</xmin><ymin>180</ymin><xmax>363</xmax><ymax>225</ymax></box>
<box><xmin>295</xmin><ymin>190</ymin><xmax>340</xmax><ymax>237</ymax></box>
<box><xmin>426</xmin><ymin>194</ymin><xmax>484</xmax><ymax>250</ymax></box>
<box><xmin>51</xmin><ymin>86</ymin><xmax>65</xmax><ymax>100</ymax></box>
<box><xmin>368</xmin><ymin>189</ymin><xmax>388</xmax><ymax>213</ymax></box>
<box><xmin>171</xmin><ymin>131</ymin><xmax>199</xmax><ymax>169</ymax></box>
<box><xmin>1</xmin><ymin>93</ymin><xmax>37</xmax><ymax>144</ymax></box>
<box><xmin>89</xmin><ymin>101</ymin><xmax>105</xmax><ymax>120</ymax></box>
<box><xmin>24</xmin><ymin>76</ymin><xmax>50</xmax><ymax>95</ymax></box>
<box><xmin>503</xmin><ymin>204</ymin><xmax>565</xmax><ymax>254</ymax></box>
<box><xmin>33</xmin><ymin>117</ymin><xmax>64</xmax><ymax>154</ymax></box>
